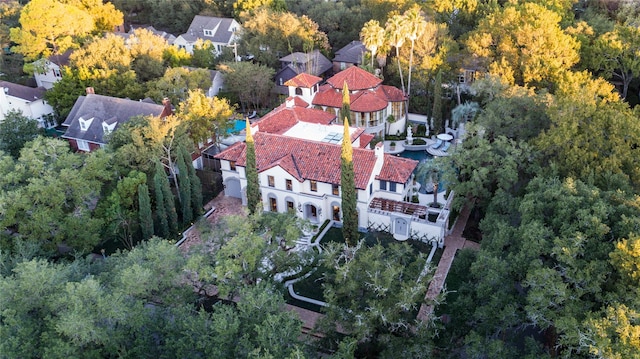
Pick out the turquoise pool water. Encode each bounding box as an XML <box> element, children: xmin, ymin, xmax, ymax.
<box><xmin>227</xmin><ymin>119</ymin><xmax>246</xmax><ymax>134</ymax></box>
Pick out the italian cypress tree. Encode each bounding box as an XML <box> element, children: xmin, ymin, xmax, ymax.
<box><xmin>432</xmin><ymin>70</ymin><xmax>443</xmax><ymax>134</ymax></box>
<box><xmin>157</xmin><ymin>161</ymin><xmax>179</xmax><ymax>235</ymax></box>
<box><xmin>138</xmin><ymin>183</ymin><xmax>154</xmax><ymax>240</ymax></box>
<box><xmin>245</xmin><ymin>118</ymin><xmax>261</xmax><ymax>214</ymax></box>
<box><xmin>180</xmin><ymin>145</ymin><xmax>203</xmax><ymax>218</ymax></box>
<box><xmin>341</xmin><ymin>82</ymin><xmax>351</xmax><ymax>125</ymax></box>
<box><xmin>341</xmin><ymin>118</ymin><xmax>359</xmax><ymax>246</ymax></box>
<box><xmin>153</xmin><ymin>161</ymin><xmax>170</xmax><ymax>238</ymax></box>
<box><xmin>176</xmin><ymin>144</ymin><xmax>192</xmax><ymax>225</ymax></box>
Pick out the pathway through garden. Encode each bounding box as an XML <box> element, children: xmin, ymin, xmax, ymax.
<box><xmin>417</xmin><ymin>204</ymin><xmax>480</xmax><ymax>322</ymax></box>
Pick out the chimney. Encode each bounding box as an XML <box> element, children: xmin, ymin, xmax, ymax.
<box><xmin>373</xmin><ymin>141</ymin><xmax>385</xmax><ymax>175</ymax></box>
<box><xmin>160</xmin><ymin>97</ymin><xmax>173</xmax><ymax>118</ymax></box>
<box><xmin>285</xmin><ymin>97</ymin><xmax>295</xmax><ymax>108</ymax></box>
<box><xmin>86</xmin><ymin>87</ymin><xmax>95</xmax><ymax>95</ymax></box>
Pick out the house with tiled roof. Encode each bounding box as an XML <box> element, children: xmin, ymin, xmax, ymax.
<box><xmin>174</xmin><ymin>16</ymin><xmax>240</xmax><ymax>55</ymax></box>
<box><xmin>275</xmin><ymin>50</ymin><xmax>332</xmax><ymax>95</ymax></box>
<box><xmin>285</xmin><ymin>66</ymin><xmax>408</xmax><ymax>138</ymax></box>
<box><xmin>332</xmin><ymin>40</ymin><xmax>367</xmax><ymax>73</ymax></box>
<box><xmin>214</xmin><ymin>76</ymin><xmax>450</xmax><ymax>245</ymax></box>
<box><xmin>61</xmin><ymin>90</ymin><xmax>170</xmax><ymax>152</ymax></box>
<box><xmin>0</xmin><ymin>81</ymin><xmax>55</xmax><ymax>128</ymax></box>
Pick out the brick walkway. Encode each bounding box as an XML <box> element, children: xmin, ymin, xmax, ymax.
<box><xmin>417</xmin><ymin>204</ymin><xmax>479</xmax><ymax>321</ymax></box>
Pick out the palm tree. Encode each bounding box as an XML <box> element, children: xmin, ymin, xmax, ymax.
<box><xmin>403</xmin><ymin>5</ymin><xmax>427</xmax><ymax>97</ymax></box>
<box><xmin>415</xmin><ymin>160</ymin><xmax>443</xmax><ymax>208</ymax></box>
<box><xmin>386</xmin><ymin>14</ymin><xmax>408</xmax><ymax>94</ymax></box>
<box><xmin>360</xmin><ymin>20</ymin><xmax>386</xmax><ymax>70</ymax></box>
<box><xmin>451</xmin><ymin>102</ymin><xmax>480</xmax><ymax>129</ymax></box>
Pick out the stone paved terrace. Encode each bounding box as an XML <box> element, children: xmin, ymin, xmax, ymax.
<box><xmin>417</xmin><ymin>203</ymin><xmax>480</xmax><ymax>322</ymax></box>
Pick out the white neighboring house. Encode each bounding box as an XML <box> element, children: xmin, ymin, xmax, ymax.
<box><xmin>33</xmin><ymin>51</ymin><xmax>72</xmax><ymax>90</ymax></box>
<box><xmin>174</xmin><ymin>16</ymin><xmax>240</xmax><ymax>55</ymax></box>
<box><xmin>185</xmin><ymin>67</ymin><xmax>224</xmax><ymax>98</ymax></box>
<box><xmin>0</xmin><ymin>81</ymin><xmax>55</xmax><ymax>128</ymax></box>
<box><xmin>215</xmin><ymin>78</ymin><xmax>451</xmax><ymax>246</ymax></box>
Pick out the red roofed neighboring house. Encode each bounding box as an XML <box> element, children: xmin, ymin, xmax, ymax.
<box><xmin>288</xmin><ymin>66</ymin><xmax>408</xmax><ymax>138</ymax></box>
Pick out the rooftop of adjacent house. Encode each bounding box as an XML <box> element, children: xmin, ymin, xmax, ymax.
<box><xmin>61</xmin><ymin>94</ymin><xmax>166</xmax><ymax>144</ymax></box>
<box><xmin>326</xmin><ymin>66</ymin><xmax>382</xmax><ymax>91</ymax></box>
<box><xmin>284</xmin><ymin>73</ymin><xmax>322</xmax><ymax>88</ymax></box>
<box><xmin>47</xmin><ymin>49</ymin><xmax>73</xmax><ymax>66</ymax></box>
<box><xmin>333</xmin><ymin>40</ymin><xmax>367</xmax><ymax>64</ymax></box>
<box><xmin>279</xmin><ymin>50</ymin><xmax>333</xmax><ymax>77</ymax></box>
<box><xmin>130</xmin><ymin>25</ymin><xmax>176</xmax><ymax>43</ymax></box>
<box><xmin>180</xmin><ymin>15</ymin><xmax>238</xmax><ymax>43</ymax></box>
<box><xmin>0</xmin><ymin>81</ymin><xmax>47</xmax><ymax>101</ymax></box>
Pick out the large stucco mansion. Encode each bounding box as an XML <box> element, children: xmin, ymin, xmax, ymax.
<box><xmin>215</xmin><ymin>67</ymin><xmax>451</xmax><ymax>246</ymax></box>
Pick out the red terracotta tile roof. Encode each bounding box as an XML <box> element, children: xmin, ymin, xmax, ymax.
<box><xmin>351</xmin><ymin>91</ymin><xmax>388</xmax><ymax>112</ymax></box>
<box><xmin>326</xmin><ymin>66</ymin><xmax>382</xmax><ymax>91</ymax></box>
<box><xmin>312</xmin><ymin>87</ymin><xmax>390</xmax><ymax>112</ymax></box>
<box><xmin>380</xmin><ymin>85</ymin><xmax>408</xmax><ymax>102</ymax></box>
<box><xmin>376</xmin><ymin>155</ymin><xmax>418</xmax><ymax>183</ymax></box>
<box><xmin>359</xmin><ymin>133</ymin><xmax>374</xmax><ymax>148</ymax></box>
<box><xmin>252</xmin><ymin>103</ymin><xmax>335</xmax><ymax>134</ymax></box>
<box><xmin>288</xmin><ymin>96</ymin><xmax>309</xmax><ymax>107</ymax></box>
<box><xmin>215</xmin><ymin>132</ymin><xmax>378</xmax><ymax>189</ymax></box>
<box><xmin>284</xmin><ymin>73</ymin><xmax>322</xmax><ymax>88</ymax></box>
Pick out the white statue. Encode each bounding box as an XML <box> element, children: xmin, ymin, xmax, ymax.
<box><xmin>406</xmin><ymin>126</ymin><xmax>413</xmax><ymax>145</ymax></box>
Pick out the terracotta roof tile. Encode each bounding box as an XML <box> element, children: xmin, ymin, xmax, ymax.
<box><xmin>215</xmin><ymin>132</ymin><xmax>377</xmax><ymax>189</ymax></box>
<box><xmin>380</xmin><ymin>85</ymin><xmax>408</xmax><ymax>102</ymax></box>
<box><xmin>350</xmin><ymin>91</ymin><xmax>388</xmax><ymax>112</ymax></box>
<box><xmin>376</xmin><ymin>155</ymin><xmax>418</xmax><ymax>183</ymax></box>
<box><xmin>253</xmin><ymin>104</ymin><xmax>335</xmax><ymax>134</ymax></box>
<box><xmin>359</xmin><ymin>133</ymin><xmax>374</xmax><ymax>148</ymax></box>
<box><xmin>284</xmin><ymin>73</ymin><xmax>322</xmax><ymax>88</ymax></box>
<box><xmin>326</xmin><ymin>66</ymin><xmax>382</xmax><ymax>91</ymax></box>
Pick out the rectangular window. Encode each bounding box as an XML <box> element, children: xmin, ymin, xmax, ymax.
<box><xmin>332</xmin><ymin>184</ymin><xmax>339</xmax><ymax>196</ymax></box>
<box><xmin>268</xmin><ymin>175</ymin><xmax>275</xmax><ymax>187</ymax></box>
<box><xmin>269</xmin><ymin>197</ymin><xmax>277</xmax><ymax>212</ymax></box>
<box><xmin>310</xmin><ymin>180</ymin><xmax>317</xmax><ymax>192</ymax></box>
<box><xmin>286</xmin><ymin>179</ymin><xmax>292</xmax><ymax>191</ymax></box>
<box><xmin>204</xmin><ymin>29</ymin><xmax>213</xmax><ymax>36</ymax></box>
<box><xmin>76</xmin><ymin>140</ymin><xmax>90</xmax><ymax>152</ymax></box>
<box><xmin>369</xmin><ymin>183</ymin><xmax>373</xmax><ymax>195</ymax></box>
<box><xmin>380</xmin><ymin>180</ymin><xmax>387</xmax><ymax>191</ymax></box>
<box><xmin>389</xmin><ymin>182</ymin><xmax>397</xmax><ymax>192</ymax></box>
<box><xmin>229</xmin><ymin>161</ymin><xmax>236</xmax><ymax>171</ymax></box>
<box><xmin>287</xmin><ymin>200</ymin><xmax>294</xmax><ymax>212</ymax></box>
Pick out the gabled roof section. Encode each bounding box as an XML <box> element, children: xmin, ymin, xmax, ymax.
<box><xmin>380</xmin><ymin>85</ymin><xmax>408</xmax><ymax>102</ymax></box>
<box><xmin>333</xmin><ymin>40</ymin><xmax>367</xmax><ymax>65</ymax></box>
<box><xmin>326</xmin><ymin>66</ymin><xmax>382</xmax><ymax>91</ymax></box>
<box><xmin>279</xmin><ymin>50</ymin><xmax>332</xmax><ymax>77</ymax></box>
<box><xmin>215</xmin><ymin>132</ymin><xmax>378</xmax><ymax>189</ymax></box>
<box><xmin>61</xmin><ymin>94</ymin><xmax>164</xmax><ymax>145</ymax></box>
<box><xmin>376</xmin><ymin>155</ymin><xmax>418</xmax><ymax>183</ymax></box>
<box><xmin>253</xmin><ymin>103</ymin><xmax>335</xmax><ymax>134</ymax></box>
<box><xmin>0</xmin><ymin>81</ymin><xmax>46</xmax><ymax>101</ymax></box>
<box><xmin>180</xmin><ymin>16</ymin><xmax>238</xmax><ymax>43</ymax></box>
<box><xmin>312</xmin><ymin>86</ymin><xmax>389</xmax><ymax>112</ymax></box>
<box><xmin>358</xmin><ymin>133</ymin><xmax>374</xmax><ymax>148</ymax></box>
<box><xmin>47</xmin><ymin>49</ymin><xmax>72</xmax><ymax>66</ymax></box>
<box><xmin>284</xmin><ymin>73</ymin><xmax>322</xmax><ymax>88</ymax></box>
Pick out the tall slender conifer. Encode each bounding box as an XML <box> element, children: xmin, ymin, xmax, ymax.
<box><xmin>341</xmin><ymin>118</ymin><xmax>358</xmax><ymax>246</ymax></box>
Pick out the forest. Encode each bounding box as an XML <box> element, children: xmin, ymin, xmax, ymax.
<box><xmin>1</xmin><ymin>0</ymin><xmax>639</xmax><ymax>358</ymax></box>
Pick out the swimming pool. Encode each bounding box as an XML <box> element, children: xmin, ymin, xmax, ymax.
<box><xmin>227</xmin><ymin>119</ymin><xmax>246</xmax><ymax>134</ymax></box>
